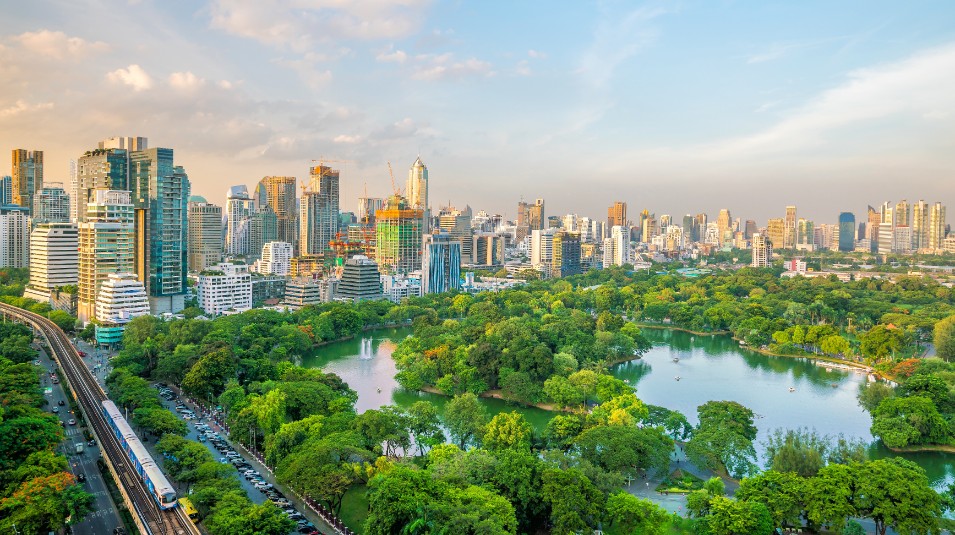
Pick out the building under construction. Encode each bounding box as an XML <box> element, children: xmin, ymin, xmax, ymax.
<box><xmin>375</xmin><ymin>194</ymin><xmax>423</xmax><ymax>274</ymax></box>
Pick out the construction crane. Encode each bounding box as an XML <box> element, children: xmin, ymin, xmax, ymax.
<box><xmin>304</xmin><ymin>157</ymin><xmax>353</xmax><ymax>193</ymax></box>
<box><xmin>386</xmin><ymin>161</ymin><xmax>400</xmax><ymax>196</ymax></box>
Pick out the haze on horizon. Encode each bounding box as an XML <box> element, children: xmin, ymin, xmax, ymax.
<box><xmin>1</xmin><ymin>0</ymin><xmax>953</xmax><ymax>223</ymax></box>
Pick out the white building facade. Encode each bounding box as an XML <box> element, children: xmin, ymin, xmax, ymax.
<box><xmin>197</xmin><ymin>263</ymin><xmax>252</xmax><ymax>316</ymax></box>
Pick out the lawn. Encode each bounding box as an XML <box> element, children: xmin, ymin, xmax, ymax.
<box><xmin>337</xmin><ymin>484</ymin><xmax>369</xmax><ymax>532</ymax></box>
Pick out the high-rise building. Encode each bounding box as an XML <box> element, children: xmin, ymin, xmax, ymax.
<box><xmin>225</xmin><ymin>185</ymin><xmax>255</xmax><ymax>256</ymax></box>
<box><xmin>471</xmin><ymin>233</ymin><xmax>505</xmax><ymax>266</ymax></box>
<box><xmin>438</xmin><ymin>205</ymin><xmax>473</xmax><ymax>264</ymax></box>
<box><xmin>912</xmin><ymin>200</ymin><xmax>929</xmax><ymax>251</ymax></box>
<box><xmin>0</xmin><ymin>175</ymin><xmax>12</xmax><ymax>205</ymax></box>
<box><xmin>929</xmin><ymin>202</ymin><xmax>947</xmax><ymax>251</ymax></box>
<box><xmin>406</xmin><ymin>157</ymin><xmax>429</xmax><ymax>231</ymax></box>
<box><xmin>607</xmin><ymin>202</ymin><xmax>627</xmax><ymax>228</ymax></box>
<box><xmin>695</xmin><ymin>213</ymin><xmax>708</xmax><ymax>244</ymax></box>
<box><xmin>78</xmin><ymin>189</ymin><xmax>135</xmax><ymax>323</ymax></box>
<box><xmin>375</xmin><ymin>195</ymin><xmax>423</xmax><ymax>274</ymax></box>
<box><xmin>248</xmin><ymin>205</ymin><xmax>278</xmax><ymax>262</ymax></box>
<box><xmin>867</xmin><ymin>205</ymin><xmax>880</xmax><ymax>253</ymax></box>
<box><xmin>196</xmin><ymin>263</ymin><xmax>252</xmax><ymax>316</ymax></box>
<box><xmin>75</xmin><ymin>146</ymin><xmax>133</xmax><ymax>223</ymax></box>
<box><xmin>100</xmin><ymin>136</ymin><xmax>148</xmax><ymax>151</ymax></box>
<box><xmin>717</xmin><ymin>209</ymin><xmax>732</xmax><ymax>246</ymax></box>
<box><xmin>24</xmin><ymin>222</ymin><xmax>78</xmax><ymax>303</ymax></box>
<box><xmin>256</xmin><ymin>241</ymin><xmax>293</xmax><ymax>276</ymax></box>
<box><xmin>838</xmin><ymin>212</ymin><xmax>856</xmax><ymax>252</ymax></box>
<box><xmin>519</xmin><ymin>198</ymin><xmax>545</xmax><ymax>231</ymax></box>
<box><xmin>128</xmin><ymin>147</ymin><xmax>190</xmax><ymax>314</ymax></box>
<box><xmin>94</xmin><ymin>273</ymin><xmax>150</xmax><ymax>346</ymax></box>
<box><xmin>611</xmin><ymin>225</ymin><xmax>631</xmax><ymax>266</ymax></box>
<box><xmin>283</xmin><ymin>278</ymin><xmax>324</xmax><ymax>310</ymax></box>
<box><xmin>358</xmin><ymin>197</ymin><xmax>384</xmax><ymax>225</ymax></box>
<box><xmin>422</xmin><ymin>232</ymin><xmax>462</xmax><ymax>294</ymax></box>
<box><xmin>766</xmin><ymin>218</ymin><xmax>785</xmax><ymax>250</ymax></box>
<box><xmin>254</xmin><ymin>176</ymin><xmax>298</xmax><ymax>253</ymax></box>
<box><xmin>744</xmin><ymin>220</ymin><xmax>758</xmax><ymax>240</ymax></box>
<box><xmin>796</xmin><ymin>219</ymin><xmax>814</xmax><ymax>251</ymax></box>
<box><xmin>32</xmin><ymin>185</ymin><xmax>70</xmax><ymax>223</ymax></box>
<box><xmin>187</xmin><ymin>196</ymin><xmax>223</xmax><ymax>272</ymax></box>
<box><xmin>551</xmin><ymin>231</ymin><xmax>582</xmax><ymax>278</ymax></box>
<box><xmin>784</xmin><ymin>206</ymin><xmax>797</xmax><ymax>249</ymax></box>
<box><xmin>300</xmin><ymin>165</ymin><xmax>340</xmax><ymax>256</ymax></box>
<box><xmin>531</xmin><ymin>228</ymin><xmax>556</xmax><ymax>268</ymax></box>
<box><xmin>0</xmin><ymin>207</ymin><xmax>30</xmax><ymax>267</ymax></box>
<box><xmin>751</xmin><ymin>233</ymin><xmax>772</xmax><ymax>267</ymax></box>
<box><xmin>338</xmin><ymin>255</ymin><xmax>384</xmax><ymax>301</ymax></box>
<box><xmin>11</xmin><ymin>149</ymin><xmax>43</xmax><ymax>211</ymax></box>
<box><xmin>895</xmin><ymin>200</ymin><xmax>910</xmax><ymax>228</ymax></box>
<box><xmin>682</xmin><ymin>215</ymin><xmax>695</xmax><ymax>242</ymax></box>
<box><xmin>878</xmin><ymin>202</ymin><xmax>894</xmax><ymax>254</ymax></box>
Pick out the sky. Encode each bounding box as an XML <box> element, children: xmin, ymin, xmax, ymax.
<box><xmin>1</xmin><ymin>0</ymin><xmax>954</xmax><ymax>224</ymax></box>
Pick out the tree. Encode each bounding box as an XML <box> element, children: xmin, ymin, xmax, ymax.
<box><xmin>934</xmin><ymin>314</ymin><xmax>955</xmax><ymax>361</ymax></box>
<box><xmin>605</xmin><ymin>492</ymin><xmax>670</xmax><ymax>535</ymax></box>
<box><xmin>705</xmin><ymin>496</ymin><xmax>774</xmax><ymax>535</ymax></box>
<box><xmin>857</xmin><ymin>382</ymin><xmax>894</xmax><ymax>413</ymax></box>
<box><xmin>871</xmin><ymin>396</ymin><xmax>949</xmax><ymax>448</ymax></box>
<box><xmin>541</xmin><ymin>468</ymin><xmax>603</xmax><ymax>534</ymax></box>
<box><xmin>855</xmin><ymin>458</ymin><xmax>940</xmax><ymax>535</ymax></box>
<box><xmin>763</xmin><ymin>428</ymin><xmax>827</xmax><ymax>477</ymax></box>
<box><xmin>685</xmin><ymin>401</ymin><xmax>758</xmax><ymax>478</ymax></box>
<box><xmin>133</xmin><ymin>407</ymin><xmax>188</xmax><ymax>437</ymax></box>
<box><xmin>542</xmin><ymin>376</ymin><xmax>584</xmax><ymax>408</ymax></box>
<box><xmin>443</xmin><ymin>393</ymin><xmax>489</xmax><ymax>449</ymax></box>
<box><xmin>575</xmin><ymin>425</ymin><xmax>673</xmax><ymax>477</ymax></box>
<box><xmin>0</xmin><ymin>473</ymin><xmax>94</xmax><ymax>533</ymax></box>
<box><xmin>803</xmin><ymin>463</ymin><xmax>856</xmax><ymax>530</ymax></box>
<box><xmin>543</xmin><ymin>414</ymin><xmax>584</xmax><ymax>451</ymax></box>
<box><xmin>46</xmin><ymin>310</ymin><xmax>77</xmax><ymax>333</ymax></box>
<box><xmin>736</xmin><ymin>470</ymin><xmax>805</xmax><ymax>527</ymax></box>
<box><xmin>407</xmin><ymin>401</ymin><xmax>444</xmax><ymax>456</ymax></box>
<box><xmin>483</xmin><ymin>412</ymin><xmax>533</xmax><ymax>451</ymax></box>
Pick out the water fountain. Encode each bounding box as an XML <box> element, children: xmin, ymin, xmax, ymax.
<box><xmin>358</xmin><ymin>338</ymin><xmax>373</xmax><ymax>360</ymax></box>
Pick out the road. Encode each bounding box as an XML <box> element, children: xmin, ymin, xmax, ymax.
<box><xmin>0</xmin><ymin>303</ymin><xmax>198</xmax><ymax>535</ymax></box>
<box><xmin>36</xmin><ymin>346</ymin><xmax>124</xmax><ymax>535</ymax></box>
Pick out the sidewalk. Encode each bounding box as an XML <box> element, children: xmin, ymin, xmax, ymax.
<box><xmin>624</xmin><ymin>443</ymin><xmax>738</xmax><ymax>514</ymax></box>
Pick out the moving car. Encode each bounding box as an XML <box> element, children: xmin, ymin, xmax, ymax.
<box><xmin>68</xmin><ymin>419</ymin><xmax>76</xmax><ymax>425</ymax></box>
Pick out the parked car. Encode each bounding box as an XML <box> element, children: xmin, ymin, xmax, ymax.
<box><xmin>68</xmin><ymin>419</ymin><xmax>76</xmax><ymax>426</ymax></box>
<box><xmin>58</xmin><ymin>400</ymin><xmax>65</xmax><ymax>406</ymax></box>
<box><xmin>53</xmin><ymin>406</ymin><xmax>59</xmax><ymax>413</ymax></box>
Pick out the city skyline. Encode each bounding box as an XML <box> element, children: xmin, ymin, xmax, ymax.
<box><xmin>1</xmin><ymin>2</ymin><xmax>954</xmax><ymax>221</ymax></box>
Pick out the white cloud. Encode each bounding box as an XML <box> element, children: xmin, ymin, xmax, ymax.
<box><xmin>11</xmin><ymin>30</ymin><xmax>109</xmax><ymax>60</ymax></box>
<box><xmin>0</xmin><ymin>99</ymin><xmax>54</xmax><ymax>118</ymax></box>
<box><xmin>528</xmin><ymin>49</ymin><xmax>546</xmax><ymax>59</ymax></box>
<box><xmin>169</xmin><ymin>71</ymin><xmax>205</xmax><ymax>90</ymax></box>
<box><xmin>107</xmin><ymin>64</ymin><xmax>153</xmax><ymax>91</ymax></box>
<box><xmin>515</xmin><ymin>60</ymin><xmax>531</xmax><ymax>76</ymax></box>
<box><xmin>411</xmin><ymin>54</ymin><xmax>493</xmax><ymax>80</ymax></box>
<box><xmin>333</xmin><ymin>134</ymin><xmax>362</xmax><ymax>144</ymax></box>
<box><xmin>377</xmin><ymin>47</ymin><xmax>408</xmax><ymax>63</ymax></box>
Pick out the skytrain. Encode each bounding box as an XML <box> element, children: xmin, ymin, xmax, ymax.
<box><xmin>102</xmin><ymin>400</ymin><xmax>177</xmax><ymax>509</ymax></box>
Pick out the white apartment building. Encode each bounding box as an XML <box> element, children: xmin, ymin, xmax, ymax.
<box><xmin>530</xmin><ymin>228</ymin><xmax>556</xmax><ymax>267</ymax></box>
<box><xmin>611</xmin><ymin>225</ymin><xmax>631</xmax><ymax>266</ymax></box>
<box><xmin>382</xmin><ymin>273</ymin><xmax>422</xmax><ymax>303</ymax></box>
<box><xmin>0</xmin><ymin>209</ymin><xmax>30</xmax><ymax>268</ymax></box>
<box><xmin>95</xmin><ymin>273</ymin><xmax>150</xmax><ymax>325</ymax></box>
<box><xmin>752</xmin><ymin>233</ymin><xmax>773</xmax><ymax>267</ymax></box>
<box><xmin>197</xmin><ymin>262</ymin><xmax>252</xmax><ymax>316</ymax></box>
<box><xmin>24</xmin><ymin>222</ymin><xmax>78</xmax><ymax>302</ymax></box>
<box><xmin>255</xmin><ymin>241</ymin><xmax>293</xmax><ymax>276</ymax></box>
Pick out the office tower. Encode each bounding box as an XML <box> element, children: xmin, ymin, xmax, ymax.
<box><xmin>893</xmin><ymin>227</ymin><xmax>912</xmax><ymax>254</ymax></box>
<box><xmin>0</xmin><ymin>175</ymin><xmax>12</xmax><ymax>205</ymax></box>
<box><xmin>438</xmin><ymin>205</ymin><xmax>473</xmax><ymax>264</ymax></box>
<box><xmin>838</xmin><ymin>212</ymin><xmax>856</xmax><ymax>252</ymax></box>
<box><xmin>784</xmin><ymin>206</ymin><xmax>797</xmax><ymax>249</ymax></box>
<box><xmin>551</xmin><ymin>231</ymin><xmax>582</xmax><ymax>278</ymax></box>
<box><xmin>24</xmin><ymin>222</ymin><xmax>78</xmax><ymax>303</ymax></box>
<box><xmin>12</xmin><ymin>149</ymin><xmax>43</xmax><ymax>211</ymax></box>
<box><xmin>895</xmin><ymin>200</ymin><xmax>910</xmax><ymax>228</ymax></box>
<box><xmin>94</xmin><ymin>273</ymin><xmax>150</xmax><ymax>345</ymax></box>
<box><xmin>100</xmin><ymin>136</ymin><xmax>148</xmax><ymax>151</ymax></box>
<box><xmin>694</xmin><ymin>213</ymin><xmax>708</xmax><ymax>243</ymax></box>
<box><xmin>530</xmin><ymin>228</ymin><xmax>556</xmax><ymax>268</ymax></box>
<box><xmin>255</xmin><ymin>176</ymin><xmax>298</xmax><ymax>253</ymax></box>
<box><xmin>358</xmin><ymin>197</ymin><xmax>384</xmax><ymax>225</ymax></box>
<box><xmin>375</xmin><ymin>195</ymin><xmax>423</xmax><ymax>274</ymax></box>
<box><xmin>422</xmin><ymin>231</ymin><xmax>462</xmax><ymax>293</ymax></box>
<box><xmin>611</xmin><ymin>225</ymin><xmax>631</xmax><ymax>266</ymax></box>
<box><xmin>283</xmin><ymin>278</ymin><xmax>324</xmax><ymax>309</ymax></box>
<box><xmin>196</xmin><ymin>263</ymin><xmax>252</xmax><ymax>316</ymax></box>
<box><xmin>641</xmin><ymin>212</ymin><xmax>658</xmax><ymax>243</ymax></box>
<box><xmin>256</xmin><ymin>241</ymin><xmax>293</xmax><ymax>276</ymax></box>
<box><xmin>300</xmin><ymin>165</ymin><xmax>340</xmax><ymax>256</ymax></box>
<box><xmin>766</xmin><ymin>218</ymin><xmax>785</xmax><ymax>249</ymax></box>
<box><xmin>608</xmin><ymin>202</ymin><xmax>627</xmax><ymax>228</ymax></box>
<box><xmin>796</xmin><ymin>219</ymin><xmax>814</xmax><ymax>251</ymax></box>
<box><xmin>681</xmin><ymin>215</ymin><xmax>694</xmax><ymax>242</ymax></box>
<box><xmin>744</xmin><ymin>220</ymin><xmax>758</xmax><ymax>240</ymax></box>
<box><xmin>187</xmin><ymin>196</ymin><xmax>223</xmax><ymax>272</ymax></box>
<box><xmin>522</xmin><ymin>198</ymin><xmax>545</xmax><ymax>231</ymax></box>
<box><xmin>471</xmin><ymin>233</ymin><xmax>505</xmax><ymax>266</ymax></box>
<box><xmin>225</xmin><ymin>185</ymin><xmax>255</xmax><ymax>256</ymax></box>
<box><xmin>877</xmin><ymin>202</ymin><xmax>894</xmax><ymax>254</ymax></box>
<box><xmin>32</xmin><ymin>185</ymin><xmax>70</xmax><ymax>223</ymax></box>
<box><xmin>75</xmin><ymin>145</ymin><xmax>133</xmax><ymax>223</ymax></box>
<box><xmin>912</xmin><ymin>200</ymin><xmax>929</xmax><ymax>251</ymax></box>
<box><xmin>660</xmin><ymin>215</ymin><xmax>672</xmax><ymax>229</ymax></box>
<box><xmin>128</xmin><ymin>148</ymin><xmax>190</xmax><ymax>314</ymax></box>
<box><xmin>865</xmin><ymin>205</ymin><xmax>880</xmax><ymax>253</ymax></box>
<box><xmin>0</xmin><ymin>207</ymin><xmax>30</xmax><ymax>267</ymax></box>
<box><xmin>78</xmin><ymin>189</ymin><xmax>135</xmax><ymax>323</ymax></box>
<box><xmin>248</xmin><ymin>205</ymin><xmax>278</xmax><ymax>262</ymax></box>
<box><xmin>751</xmin><ymin>233</ymin><xmax>772</xmax><ymax>267</ymax></box>
<box><xmin>338</xmin><ymin>255</ymin><xmax>385</xmax><ymax>301</ymax></box>
<box><xmin>406</xmin><ymin>157</ymin><xmax>429</xmax><ymax>228</ymax></box>
<box><xmin>929</xmin><ymin>202</ymin><xmax>947</xmax><ymax>251</ymax></box>
<box><xmin>717</xmin><ymin>209</ymin><xmax>732</xmax><ymax>246</ymax></box>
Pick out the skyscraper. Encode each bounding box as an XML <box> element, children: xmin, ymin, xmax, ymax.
<box><xmin>929</xmin><ymin>202</ymin><xmax>947</xmax><ymax>251</ymax></box>
<box><xmin>784</xmin><ymin>206</ymin><xmax>797</xmax><ymax>249</ymax></box>
<box><xmin>406</xmin><ymin>157</ymin><xmax>429</xmax><ymax>231</ymax></box>
<box><xmin>744</xmin><ymin>220</ymin><xmax>758</xmax><ymax>240</ymax></box>
<box><xmin>528</xmin><ymin>199</ymin><xmax>545</xmax><ymax>231</ymax></box>
<box><xmin>912</xmin><ymin>200</ymin><xmax>929</xmax><ymax>251</ymax></box>
<box><xmin>78</xmin><ymin>189</ymin><xmax>135</xmax><ymax>323</ymax></box>
<box><xmin>0</xmin><ymin>207</ymin><xmax>30</xmax><ymax>267</ymax></box>
<box><xmin>225</xmin><ymin>185</ymin><xmax>255</xmax><ymax>256</ymax></box>
<box><xmin>551</xmin><ymin>231</ymin><xmax>582</xmax><ymax>278</ymax></box>
<box><xmin>838</xmin><ymin>212</ymin><xmax>855</xmax><ymax>252</ymax></box>
<box><xmin>867</xmin><ymin>205</ymin><xmax>880</xmax><ymax>253</ymax></box>
<box><xmin>717</xmin><ymin>209</ymin><xmax>732</xmax><ymax>246</ymax></box>
<box><xmin>611</xmin><ymin>225</ymin><xmax>631</xmax><ymax>266</ymax></box>
<box><xmin>32</xmin><ymin>185</ymin><xmax>70</xmax><ymax>223</ymax></box>
<box><xmin>187</xmin><ymin>196</ymin><xmax>223</xmax><ymax>272</ymax></box>
<box><xmin>0</xmin><ymin>175</ymin><xmax>12</xmax><ymax>205</ymax></box>
<box><xmin>751</xmin><ymin>233</ymin><xmax>772</xmax><ymax>267</ymax></box>
<box><xmin>422</xmin><ymin>231</ymin><xmax>462</xmax><ymax>294</ymax></box>
<box><xmin>766</xmin><ymin>218</ymin><xmax>785</xmax><ymax>250</ymax></box>
<box><xmin>607</xmin><ymin>202</ymin><xmax>627</xmax><ymax>228</ymax></box>
<box><xmin>11</xmin><ymin>149</ymin><xmax>43</xmax><ymax>211</ymax></box>
<box><xmin>375</xmin><ymin>195</ymin><xmax>423</xmax><ymax>274</ymax></box>
<box><xmin>878</xmin><ymin>202</ymin><xmax>894</xmax><ymax>254</ymax></box>
<box><xmin>531</xmin><ymin>228</ymin><xmax>556</xmax><ymax>268</ymax></box>
<box><xmin>300</xmin><ymin>165</ymin><xmax>340</xmax><ymax>256</ymax></box>
<box><xmin>358</xmin><ymin>197</ymin><xmax>384</xmax><ymax>225</ymax></box>
<box><xmin>24</xmin><ymin>222</ymin><xmax>79</xmax><ymax>304</ymax></box>
<box><xmin>895</xmin><ymin>200</ymin><xmax>910</xmax><ymax>228</ymax></box>
<box><xmin>128</xmin><ymin>147</ymin><xmax>190</xmax><ymax>314</ymax></box>
<box><xmin>248</xmin><ymin>204</ymin><xmax>278</xmax><ymax>262</ymax></box>
<box><xmin>254</xmin><ymin>176</ymin><xmax>298</xmax><ymax>253</ymax></box>
<box><xmin>75</xmin><ymin>145</ymin><xmax>133</xmax><ymax>223</ymax></box>
<box><xmin>438</xmin><ymin>205</ymin><xmax>473</xmax><ymax>264</ymax></box>
<box><xmin>796</xmin><ymin>219</ymin><xmax>814</xmax><ymax>251</ymax></box>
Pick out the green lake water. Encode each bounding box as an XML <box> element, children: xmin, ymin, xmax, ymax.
<box><xmin>300</xmin><ymin>326</ymin><xmax>955</xmax><ymax>489</ymax></box>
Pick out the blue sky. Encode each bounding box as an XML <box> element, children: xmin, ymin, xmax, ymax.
<box><xmin>1</xmin><ymin>1</ymin><xmax>953</xmax><ymax>223</ymax></box>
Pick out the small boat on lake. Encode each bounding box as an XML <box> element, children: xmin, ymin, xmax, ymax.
<box><xmin>674</xmin><ymin>376</ymin><xmax>681</xmax><ymax>381</ymax></box>
<box><xmin>672</xmin><ymin>357</ymin><xmax>679</xmax><ymax>362</ymax></box>
<box><xmin>789</xmin><ymin>387</ymin><xmax>796</xmax><ymax>392</ymax></box>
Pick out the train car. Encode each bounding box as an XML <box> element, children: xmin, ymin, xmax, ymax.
<box><xmin>178</xmin><ymin>497</ymin><xmax>199</xmax><ymax>522</ymax></box>
<box><xmin>102</xmin><ymin>400</ymin><xmax>178</xmax><ymax>509</ymax></box>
